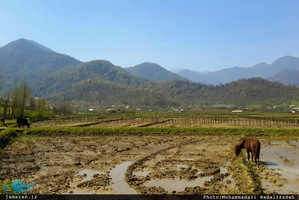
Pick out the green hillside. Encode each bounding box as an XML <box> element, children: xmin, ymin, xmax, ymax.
<box><xmin>0</xmin><ymin>39</ymin><xmax>81</xmax><ymax>89</ymax></box>
<box><xmin>158</xmin><ymin>78</ymin><xmax>299</xmax><ymax>105</ymax></box>
<box><xmin>50</xmin><ymin>79</ymin><xmax>174</xmax><ymax>106</ymax></box>
<box><xmin>35</xmin><ymin>60</ymin><xmax>157</xmax><ymax>96</ymax></box>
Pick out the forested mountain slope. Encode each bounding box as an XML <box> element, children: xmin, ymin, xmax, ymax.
<box><xmin>0</xmin><ymin>39</ymin><xmax>81</xmax><ymax>89</ymax></box>
<box><xmin>35</xmin><ymin>60</ymin><xmax>157</xmax><ymax>96</ymax></box>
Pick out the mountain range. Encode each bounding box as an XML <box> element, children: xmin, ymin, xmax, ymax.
<box><xmin>125</xmin><ymin>62</ymin><xmax>186</xmax><ymax>81</ymax></box>
<box><xmin>1</xmin><ymin>38</ymin><xmax>299</xmax><ymax>106</ymax></box>
<box><xmin>173</xmin><ymin>56</ymin><xmax>299</xmax><ymax>86</ymax></box>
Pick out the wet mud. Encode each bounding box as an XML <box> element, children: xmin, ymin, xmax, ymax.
<box><xmin>1</xmin><ymin>135</ymin><xmax>298</xmax><ymax>194</ymax></box>
<box><xmin>249</xmin><ymin>138</ymin><xmax>299</xmax><ymax>194</ymax></box>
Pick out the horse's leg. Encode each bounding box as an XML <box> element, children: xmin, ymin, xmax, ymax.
<box><xmin>251</xmin><ymin>151</ymin><xmax>254</xmax><ymax>161</ymax></box>
<box><xmin>247</xmin><ymin>150</ymin><xmax>250</xmax><ymax>160</ymax></box>
<box><xmin>254</xmin><ymin>152</ymin><xmax>257</xmax><ymax>163</ymax></box>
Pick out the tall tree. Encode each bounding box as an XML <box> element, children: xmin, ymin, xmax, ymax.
<box><xmin>11</xmin><ymin>81</ymin><xmax>31</xmax><ymax>118</ymax></box>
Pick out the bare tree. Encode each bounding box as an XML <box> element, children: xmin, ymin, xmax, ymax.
<box><xmin>3</xmin><ymin>90</ymin><xmax>12</xmax><ymax>118</ymax></box>
<box><xmin>11</xmin><ymin>81</ymin><xmax>31</xmax><ymax>119</ymax></box>
<box><xmin>57</xmin><ymin>100</ymin><xmax>73</xmax><ymax>116</ymax></box>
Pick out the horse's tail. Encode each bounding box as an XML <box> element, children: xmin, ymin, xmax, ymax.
<box><xmin>255</xmin><ymin>140</ymin><xmax>261</xmax><ymax>161</ymax></box>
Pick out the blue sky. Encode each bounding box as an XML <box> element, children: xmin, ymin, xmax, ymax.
<box><xmin>0</xmin><ymin>0</ymin><xmax>299</xmax><ymax>71</ymax></box>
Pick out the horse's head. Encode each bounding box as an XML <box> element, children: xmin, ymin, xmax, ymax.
<box><xmin>235</xmin><ymin>145</ymin><xmax>241</xmax><ymax>156</ymax></box>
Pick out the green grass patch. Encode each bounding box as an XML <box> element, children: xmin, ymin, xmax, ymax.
<box><xmin>240</xmin><ymin>157</ymin><xmax>263</xmax><ymax>194</ymax></box>
<box><xmin>0</xmin><ymin>180</ymin><xmax>13</xmax><ymax>194</ymax></box>
<box><xmin>232</xmin><ymin>155</ymin><xmax>263</xmax><ymax>194</ymax></box>
<box><xmin>24</xmin><ymin>126</ymin><xmax>299</xmax><ymax>137</ymax></box>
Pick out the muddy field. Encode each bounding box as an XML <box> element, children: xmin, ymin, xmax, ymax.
<box><xmin>1</xmin><ymin>134</ymin><xmax>299</xmax><ymax>194</ymax></box>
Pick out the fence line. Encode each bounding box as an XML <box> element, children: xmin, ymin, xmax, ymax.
<box><xmin>46</xmin><ymin>116</ymin><xmax>299</xmax><ymax>127</ymax></box>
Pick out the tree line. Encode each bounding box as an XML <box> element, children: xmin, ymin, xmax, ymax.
<box><xmin>0</xmin><ymin>80</ymin><xmax>73</xmax><ymax>120</ymax></box>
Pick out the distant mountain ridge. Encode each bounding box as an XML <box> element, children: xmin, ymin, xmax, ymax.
<box><xmin>125</xmin><ymin>62</ymin><xmax>186</xmax><ymax>81</ymax></box>
<box><xmin>268</xmin><ymin>69</ymin><xmax>299</xmax><ymax>86</ymax></box>
<box><xmin>174</xmin><ymin>56</ymin><xmax>299</xmax><ymax>86</ymax></box>
<box><xmin>1</xmin><ymin>38</ymin><xmax>299</xmax><ymax>106</ymax></box>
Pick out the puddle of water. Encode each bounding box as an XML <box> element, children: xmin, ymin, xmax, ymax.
<box><xmin>289</xmin><ymin>141</ymin><xmax>299</xmax><ymax>149</ymax></box>
<box><xmin>145</xmin><ymin>176</ymin><xmax>213</xmax><ymax>192</ymax></box>
<box><xmin>174</xmin><ymin>165</ymin><xmax>188</xmax><ymax>168</ymax></box>
<box><xmin>261</xmin><ymin>143</ymin><xmax>299</xmax><ymax>166</ymax></box>
<box><xmin>274</xmin><ymin>141</ymin><xmax>286</xmax><ymax>145</ymax></box>
<box><xmin>110</xmin><ymin>161</ymin><xmax>137</xmax><ymax>194</ymax></box>
<box><xmin>261</xmin><ymin>140</ymin><xmax>299</xmax><ymax>194</ymax></box>
<box><xmin>77</xmin><ymin>169</ymin><xmax>104</xmax><ymax>182</ymax></box>
<box><xmin>182</xmin><ymin>158</ymin><xmax>194</xmax><ymax>161</ymax></box>
<box><xmin>133</xmin><ymin>171</ymin><xmax>150</xmax><ymax>177</ymax></box>
<box><xmin>263</xmin><ymin>161</ymin><xmax>278</xmax><ymax>167</ymax></box>
<box><xmin>220</xmin><ymin>167</ymin><xmax>228</xmax><ymax>174</ymax></box>
<box><xmin>219</xmin><ymin>166</ymin><xmax>235</xmax><ymax>185</ymax></box>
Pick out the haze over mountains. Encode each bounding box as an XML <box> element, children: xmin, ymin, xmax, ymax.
<box><xmin>173</xmin><ymin>56</ymin><xmax>299</xmax><ymax>86</ymax></box>
<box><xmin>1</xmin><ymin>38</ymin><xmax>299</xmax><ymax>106</ymax></box>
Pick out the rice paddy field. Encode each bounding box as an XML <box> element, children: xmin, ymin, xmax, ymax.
<box><xmin>1</xmin><ymin>112</ymin><xmax>299</xmax><ymax>195</ymax></box>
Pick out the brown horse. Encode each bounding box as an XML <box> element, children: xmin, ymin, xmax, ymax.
<box><xmin>235</xmin><ymin>138</ymin><xmax>261</xmax><ymax>163</ymax></box>
<box><xmin>0</xmin><ymin>117</ymin><xmax>6</xmax><ymax>126</ymax></box>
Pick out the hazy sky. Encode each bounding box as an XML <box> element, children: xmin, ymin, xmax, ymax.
<box><xmin>0</xmin><ymin>0</ymin><xmax>299</xmax><ymax>71</ymax></box>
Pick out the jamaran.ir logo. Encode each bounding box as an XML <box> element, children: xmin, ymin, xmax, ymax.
<box><xmin>4</xmin><ymin>180</ymin><xmax>35</xmax><ymax>194</ymax></box>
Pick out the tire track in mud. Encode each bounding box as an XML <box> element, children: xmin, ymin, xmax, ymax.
<box><xmin>125</xmin><ymin>147</ymin><xmax>178</xmax><ymax>194</ymax></box>
<box><xmin>124</xmin><ymin>139</ymin><xmax>203</xmax><ymax>194</ymax></box>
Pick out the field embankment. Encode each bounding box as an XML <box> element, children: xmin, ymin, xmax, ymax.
<box><xmin>25</xmin><ymin>126</ymin><xmax>299</xmax><ymax>137</ymax></box>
